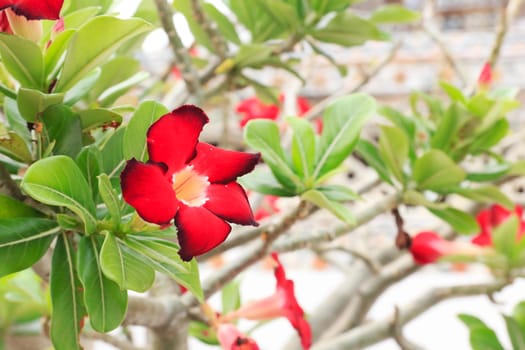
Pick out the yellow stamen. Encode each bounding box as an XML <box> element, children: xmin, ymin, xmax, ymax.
<box><xmin>172</xmin><ymin>166</ymin><xmax>209</xmax><ymax>206</ymax></box>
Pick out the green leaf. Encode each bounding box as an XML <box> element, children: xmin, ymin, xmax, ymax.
<box><xmin>228</xmin><ymin>0</ymin><xmax>286</xmax><ymax>42</ymax></box>
<box><xmin>78</xmin><ymin>236</ymin><xmax>127</xmax><ymax>332</ymax></box>
<box><xmin>287</xmin><ymin>116</ymin><xmax>316</xmax><ymax>180</ymax></box>
<box><xmin>355</xmin><ymin>139</ymin><xmax>393</xmax><ymax>185</ymax></box>
<box><xmin>45</xmin><ymin>29</ymin><xmax>76</xmax><ymax>78</ymax></box>
<box><xmin>97</xmin><ymin>71</ymin><xmax>149</xmax><ymax>107</ymax></box>
<box><xmin>4</xmin><ymin>97</ymin><xmax>31</xmax><ymax>143</ymax></box>
<box><xmin>0</xmin><ymin>130</ymin><xmax>32</xmax><ymax>163</ymax></box>
<box><xmin>309</xmin><ymin>0</ymin><xmax>357</xmax><ymax>15</ymax></box>
<box><xmin>439</xmin><ymin>81</ymin><xmax>467</xmax><ymax>105</ymax></box>
<box><xmin>315</xmin><ymin>184</ymin><xmax>359</xmax><ymax>202</ymax></box>
<box><xmin>98</xmin><ymin>174</ymin><xmax>121</xmax><ymax>228</ymax></box>
<box><xmin>492</xmin><ymin>215</ymin><xmax>519</xmax><ymax>261</ymax></box>
<box><xmin>239</xmin><ymin>168</ymin><xmax>296</xmax><ymax>197</ymax></box>
<box><xmin>459</xmin><ymin>313</ymin><xmax>490</xmax><ymax>331</ymax></box>
<box><xmin>100</xmin><ymin>233</ymin><xmax>155</xmax><ymax>293</ymax></box>
<box><xmin>470</xmin><ymin>328</ymin><xmax>505</xmax><ymax>350</ymax></box>
<box><xmin>0</xmin><ymin>218</ymin><xmax>59</xmax><ymax>277</ymax></box>
<box><xmin>16</xmin><ymin>88</ymin><xmax>64</xmax><ymax>122</ymax></box>
<box><xmin>233</xmin><ymin>44</ymin><xmax>274</xmax><ymax>68</ymax></box>
<box><xmin>467</xmin><ymin>163</ymin><xmax>510</xmax><ymax>182</ymax></box>
<box><xmin>63</xmin><ymin>68</ymin><xmax>101</xmax><ymax>105</ymax></box>
<box><xmin>0</xmin><ymin>195</ymin><xmax>43</xmax><ymax>218</ymax></box>
<box><xmin>378</xmin><ymin>125</ymin><xmax>408</xmax><ymax>184</ymax></box>
<box><xmin>50</xmin><ymin>234</ymin><xmax>86</xmax><ymax>350</ymax></box>
<box><xmin>21</xmin><ymin>155</ymin><xmax>97</xmax><ymax>234</ymax></box>
<box><xmin>315</xmin><ymin>93</ymin><xmax>376</xmax><ymax>179</ymax></box>
<box><xmin>125</xmin><ymin>236</ymin><xmax>203</xmax><ymax>301</ymax></box>
<box><xmin>452</xmin><ymin>186</ymin><xmax>513</xmax><ymax>209</ymax></box>
<box><xmin>302</xmin><ymin>189</ymin><xmax>355</xmax><ymax>224</ymax></box>
<box><xmin>430</xmin><ymin>103</ymin><xmax>464</xmax><ymax>152</ymax></box>
<box><xmin>78</xmin><ymin>108</ymin><xmax>123</xmax><ymax>132</ymax></box>
<box><xmin>173</xmin><ymin>0</ymin><xmax>214</xmax><ymax>51</ymax></box>
<box><xmin>402</xmin><ymin>190</ymin><xmax>448</xmax><ymax>210</ymax></box>
<box><xmin>513</xmin><ymin>302</ymin><xmax>525</xmax><ymax>333</ymax></box>
<box><xmin>55</xmin><ymin>16</ymin><xmax>151</xmax><ymax>92</ymax></box>
<box><xmin>369</xmin><ymin>5</ymin><xmax>420</xmax><ymax>24</ymax></box>
<box><xmin>0</xmin><ymin>33</ymin><xmax>44</xmax><ymax>89</ymax></box>
<box><xmin>76</xmin><ymin>145</ymin><xmax>102</xmax><ymax>202</ymax></box>
<box><xmin>503</xmin><ymin>315</ymin><xmax>525</xmax><ymax>350</ymax></box>
<box><xmin>253</xmin><ymin>0</ymin><xmax>300</xmax><ymax>32</ymax></box>
<box><xmin>203</xmin><ymin>2</ymin><xmax>241</xmax><ymax>44</ymax></box>
<box><xmin>428</xmin><ymin>207</ymin><xmax>479</xmax><ymax>234</ymax></box>
<box><xmin>41</xmin><ymin>104</ymin><xmax>83</xmax><ymax>158</ymax></box>
<box><xmin>244</xmin><ymin>119</ymin><xmax>302</xmax><ymax>191</ymax></box>
<box><xmin>100</xmin><ymin>127</ymin><xmax>126</xmax><ymax>176</ymax></box>
<box><xmin>412</xmin><ymin>149</ymin><xmax>465</xmax><ymax>191</ymax></box>
<box><xmin>123</xmin><ymin>100</ymin><xmax>168</xmax><ymax>161</ymax></box>
<box><xmin>468</xmin><ymin>118</ymin><xmax>509</xmax><ymax>153</ymax></box>
<box><xmin>222</xmin><ymin>280</ymin><xmax>241</xmax><ymax>314</ymax></box>
<box><xmin>310</xmin><ymin>12</ymin><xmax>388</xmax><ymax>46</ymax></box>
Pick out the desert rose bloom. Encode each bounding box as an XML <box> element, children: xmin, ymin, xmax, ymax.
<box><xmin>471</xmin><ymin>204</ymin><xmax>525</xmax><ymax>247</ymax></box>
<box><xmin>120</xmin><ymin>105</ymin><xmax>260</xmax><ymax>261</ymax></box>
<box><xmin>217</xmin><ymin>324</ymin><xmax>260</xmax><ymax>350</ymax></box>
<box><xmin>410</xmin><ymin>231</ymin><xmax>488</xmax><ymax>265</ymax></box>
<box><xmin>223</xmin><ymin>253</ymin><xmax>312</xmax><ymax>349</ymax></box>
<box><xmin>0</xmin><ymin>0</ymin><xmax>63</xmax><ymax>20</ymax></box>
<box><xmin>236</xmin><ymin>95</ymin><xmax>312</xmax><ymax>128</ymax></box>
<box><xmin>477</xmin><ymin>62</ymin><xmax>492</xmax><ymax>88</ymax></box>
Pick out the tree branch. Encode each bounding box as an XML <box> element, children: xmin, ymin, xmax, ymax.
<box><xmin>190</xmin><ymin>0</ymin><xmax>227</xmax><ymax>58</ymax></box>
<box><xmin>83</xmin><ymin>332</ymin><xmax>145</xmax><ymax>350</ymax></box>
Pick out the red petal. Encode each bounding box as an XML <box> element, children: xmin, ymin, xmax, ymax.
<box><xmin>236</xmin><ymin>97</ymin><xmax>280</xmax><ymax>128</ymax></box>
<box><xmin>190</xmin><ymin>143</ymin><xmax>260</xmax><ymax>183</ymax></box>
<box><xmin>0</xmin><ymin>11</ymin><xmax>11</xmax><ymax>33</ymax></box>
<box><xmin>120</xmin><ymin>159</ymin><xmax>179</xmax><ymax>225</ymax></box>
<box><xmin>0</xmin><ymin>0</ymin><xmax>63</xmax><ymax>19</ymax></box>
<box><xmin>175</xmin><ymin>205</ymin><xmax>231</xmax><ymax>261</ymax></box>
<box><xmin>409</xmin><ymin>231</ymin><xmax>449</xmax><ymax>264</ymax></box>
<box><xmin>204</xmin><ymin>182</ymin><xmax>257</xmax><ymax>226</ymax></box>
<box><xmin>296</xmin><ymin>96</ymin><xmax>311</xmax><ymax>115</ymax></box>
<box><xmin>147</xmin><ymin>105</ymin><xmax>208</xmax><ymax>175</ymax></box>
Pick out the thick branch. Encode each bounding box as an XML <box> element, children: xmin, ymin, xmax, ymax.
<box><xmin>190</xmin><ymin>0</ymin><xmax>227</xmax><ymax>58</ymax></box>
<box><xmin>488</xmin><ymin>0</ymin><xmax>523</xmax><ymax>67</ymax></box>
<box><xmin>0</xmin><ymin>162</ymin><xmax>24</xmax><ymax>200</ymax></box>
<box><xmin>311</xmin><ymin>279</ymin><xmax>509</xmax><ymax>350</ymax></box>
<box><xmin>154</xmin><ymin>0</ymin><xmax>202</xmax><ymax>100</ymax></box>
<box><xmin>83</xmin><ymin>332</ymin><xmax>145</xmax><ymax>350</ymax></box>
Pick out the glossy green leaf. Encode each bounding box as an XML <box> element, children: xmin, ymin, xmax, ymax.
<box><xmin>76</xmin><ymin>145</ymin><xmax>102</xmax><ymax>202</ymax></box>
<box><xmin>0</xmin><ymin>195</ymin><xmax>43</xmax><ymax>218</ymax></box>
<box><xmin>228</xmin><ymin>0</ymin><xmax>285</xmax><ymax>42</ymax></box>
<box><xmin>125</xmin><ymin>235</ymin><xmax>203</xmax><ymax>301</ymax></box>
<box><xmin>378</xmin><ymin>125</ymin><xmax>408</xmax><ymax>184</ymax></box>
<box><xmin>287</xmin><ymin>116</ymin><xmax>316</xmax><ymax>180</ymax></box>
<box><xmin>402</xmin><ymin>190</ymin><xmax>447</xmax><ymax>210</ymax></box>
<box><xmin>239</xmin><ymin>168</ymin><xmax>296</xmax><ymax>197</ymax></box>
<box><xmin>355</xmin><ymin>139</ymin><xmax>393</xmax><ymax>185</ymax></box>
<box><xmin>100</xmin><ymin>127</ymin><xmax>126</xmax><ymax>176</ymax></box>
<box><xmin>467</xmin><ymin>163</ymin><xmax>510</xmax><ymax>182</ymax></box>
<box><xmin>63</xmin><ymin>6</ymin><xmax>102</xmax><ymax>28</ymax></box>
<box><xmin>0</xmin><ymin>130</ymin><xmax>32</xmax><ymax>163</ymax></box>
<box><xmin>55</xmin><ymin>16</ymin><xmax>152</xmax><ymax>92</ymax></box>
<box><xmin>78</xmin><ymin>236</ymin><xmax>127</xmax><ymax>332</ymax></box>
<box><xmin>78</xmin><ymin>108</ymin><xmax>123</xmax><ymax>131</ymax></box>
<box><xmin>98</xmin><ymin>174</ymin><xmax>121</xmax><ymax>227</ymax></box>
<box><xmin>452</xmin><ymin>185</ymin><xmax>513</xmax><ymax>209</ymax></box>
<box><xmin>4</xmin><ymin>97</ymin><xmax>31</xmax><ymax>142</ymax></box>
<box><xmin>412</xmin><ymin>149</ymin><xmax>465</xmax><ymax>191</ymax></box>
<box><xmin>315</xmin><ymin>93</ymin><xmax>376</xmax><ymax>179</ymax></box>
<box><xmin>244</xmin><ymin>119</ymin><xmax>302</xmax><ymax>191</ymax></box>
<box><xmin>233</xmin><ymin>44</ymin><xmax>274</xmax><ymax>68</ymax></box>
<box><xmin>470</xmin><ymin>327</ymin><xmax>505</xmax><ymax>350</ymax></box>
<box><xmin>45</xmin><ymin>29</ymin><xmax>76</xmax><ymax>80</ymax></box>
<box><xmin>16</xmin><ymin>88</ymin><xmax>64</xmax><ymax>122</ymax></box>
<box><xmin>428</xmin><ymin>207</ymin><xmax>479</xmax><ymax>234</ymax></box>
<box><xmin>123</xmin><ymin>100</ymin><xmax>168</xmax><ymax>161</ymax></box>
<box><xmin>0</xmin><ymin>33</ymin><xmax>44</xmax><ymax>89</ymax></box>
<box><xmin>377</xmin><ymin>106</ymin><xmax>416</xmax><ymax>142</ymax></box>
<box><xmin>310</xmin><ymin>12</ymin><xmax>388</xmax><ymax>46</ymax></box>
<box><xmin>50</xmin><ymin>234</ymin><xmax>86</xmax><ymax>350</ymax></box>
<box><xmin>173</xmin><ymin>0</ymin><xmax>214</xmax><ymax>51</ymax></box>
<box><xmin>88</xmin><ymin>56</ymin><xmax>141</xmax><ymax>102</ymax></box>
<box><xmin>203</xmin><ymin>2</ymin><xmax>241</xmax><ymax>44</ymax></box>
<box><xmin>302</xmin><ymin>189</ymin><xmax>355</xmax><ymax>224</ymax></box>
<box><xmin>439</xmin><ymin>81</ymin><xmax>467</xmax><ymax>105</ymax></box>
<box><xmin>315</xmin><ymin>184</ymin><xmax>359</xmax><ymax>202</ymax></box>
<box><xmin>221</xmin><ymin>280</ymin><xmax>241</xmax><ymax>314</ymax></box>
<box><xmin>503</xmin><ymin>315</ymin><xmax>525</xmax><ymax>350</ymax></box>
<box><xmin>253</xmin><ymin>0</ymin><xmax>300</xmax><ymax>32</ymax></box>
<box><xmin>309</xmin><ymin>0</ymin><xmax>357</xmax><ymax>15</ymax></box>
<box><xmin>21</xmin><ymin>156</ymin><xmax>97</xmax><ymax>234</ymax></box>
<box><xmin>430</xmin><ymin>103</ymin><xmax>464</xmax><ymax>152</ymax></box>
<box><xmin>468</xmin><ymin>118</ymin><xmax>509</xmax><ymax>153</ymax></box>
<box><xmin>0</xmin><ymin>218</ymin><xmax>59</xmax><ymax>277</ymax></box>
<box><xmin>98</xmin><ymin>71</ymin><xmax>149</xmax><ymax>107</ymax></box>
<box><xmin>100</xmin><ymin>233</ymin><xmax>155</xmax><ymax>293</ymax></box>
<box><xmin>492</xmin><ymin>215</ymin><xmax>519</xmax><ymax>261</ymax></box>
<box><xmin>369</xmin><ymin>5</ymin><xmax>420</xmax><ymax>23</ymax></box>
<box><xmin>41</xmin><ymin>104</ymin><xmax>83</xmax><ymax>158</ymax></box>
<box><xmin>63</xmin><ymin>68</ymin><xmax>101</xmax><ymax>105</ymax></box>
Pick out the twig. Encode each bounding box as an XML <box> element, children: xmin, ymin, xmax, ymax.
<box><xmin>124</xmin><ymin>295</ymin><xmax>185</xmax><ymax>328</ymax></box>
<box><xmin>392</xmin><ymin>307</ymin><xmax>425</xmax><ymax>350</ymax></box>
<box><xmin>324</xmin><ymin>245</ymin><xmax>382</xmax><ymax>274</ymax></box>
<box><xmin>0</xmin><ymin>162</ymin><xmax>24</xmax><ymax>200</ymax></box>
<box><xmin>421</xmin><ymin>0</ymin><xmax>468</xmax><ymax>87</ymax></box>
<box><xmin>83</xmin><ymin>331</ymin><xmax>145</xmax><ymax>350</ymax></box>
<box><xmin>311</xmin><ymin>279</ymin><xmax>509</xmax><ymax>350</ymax></box>
<box><xmin>190</xmin><ymin>0</ymin><xmax>227</xmax><ymax>58</ymax></box>
<box><xmin>488</xmin><ymin>0</ymin><xmax>523</xmax><ymax>68</ymax></box>
<box><xmin>302</xmin><ymin>41</ymin><xmax>401</xmax><ymax>122</ymax></box>
<box><xmin>154</xmin><ymin>0</ymin><xmax>202</xmax><ymax>101</ymax></box>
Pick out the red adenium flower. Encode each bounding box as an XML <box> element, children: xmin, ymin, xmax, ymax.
<box><xmin>253</xmin><ymin>195</ymin><xmax>280</xmax><ymax>221</ymax></box>
<box><xmin>472</xmin><ymin>204</ymin><xmax>525</xmax><ymax>247</ymax></box>
<box><xmin>223</xmin><ymin>253</ymin><xmax>312</xmax><ymax>349</ymax></box>
<box><xmin>477</xmin><ymin>62</ymin><xmax>493</xmax><ymax>88</ymax></box>
<box><xmin>0</xmin><ymin>0</ymin><xmax>63</xmax><ymax>20</ymax></box>
<box><xmin>120</xmin><ymin>105</ymin><xmax>260</xmax><ymax>261</ymax></box>
<box><xmin>217</xmin><ymin>324</ymin><xmax>260</xmax><ymax>350</ymax></box>
<box><xmin>410</xmin><ymin>231</ymin><xmax>488</xmax><ymax>265</ymax></box>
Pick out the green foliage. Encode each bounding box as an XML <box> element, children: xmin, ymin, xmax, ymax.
<box><xmin>0</xmin><ymin>34</ymin><xmax>44</xmax><ymax>89</ymax></box>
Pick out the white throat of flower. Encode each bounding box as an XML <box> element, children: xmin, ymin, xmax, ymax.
<box><xmin>172</xmin><ymin>165</ymin><xmax>209</xmax><ymax>207</ymax></box>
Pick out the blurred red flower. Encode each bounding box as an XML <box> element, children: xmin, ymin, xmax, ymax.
<box><xmin>471</xmin><ymin>204</ymin><xmax>525</xmax><ymax>247</ymax></box>
<box><xmin>217</xmin><ymin>324</ymin><xmax>260</xmax><ymax>350</ymax></box>
<box><xmin>0</xmin><ymin>0</ymin><xmax>63</xmax><ymax>20</ymax></box>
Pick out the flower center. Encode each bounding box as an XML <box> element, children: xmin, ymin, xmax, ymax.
<box><xmin>172</xmin><ymin>166</ymin><xmax>209</xmax><ymax>207</ymax></box>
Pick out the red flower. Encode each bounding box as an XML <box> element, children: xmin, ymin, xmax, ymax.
<box><xmin>477</xmin><ymin>62</ymin><xmax>492</xmax><ymax>88</ymax></box>
<box><xmin>223</xmin><ymin>253</ymin><xmax>312</xmax><ymax>349</ymax></box>
<box><xmin>410</xmin><ymin>231</ymin><xmax>487</xmax><ymax>265</ymax></box>
<box><xmin>236</xmin><ymin>97</ymin><xmax>280</xmax><ymax>127</ymax></box>
<box><xmin>472</xmin><ymin>204</ymin><xmax>525</xmax><ymax>247</ymax></box>
<box><xmin>120</xmin><ymin>105</ymin><xmax>260</xmax><ymax>261</ymax></box>
<box><xmin>0</xmin><ymin>0</ymin><xmax>63</xmax><ymax>20</ymax></box>
<box><xmin>253</xmin><ymin>195</ymin><xmax>280</xmax><ymax>221</ymax></box>
<box><xmin>217</xmin><ymin>324</ymin><xmax>260</xmax><ymax>350</ymax></box>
